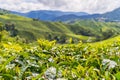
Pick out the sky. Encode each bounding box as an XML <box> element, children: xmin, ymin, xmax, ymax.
<box><xmin>0</xmin><ymin>0</ymin><xmax>120</xmax><ymax>14</ymax></box>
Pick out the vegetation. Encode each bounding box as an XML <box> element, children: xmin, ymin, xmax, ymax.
<box><xmin>0</xmin><ymin>22</ymin><xmax>120</xmax><ymax>80</ymax></box>
<box><xmin>68</xmin><ymin>20</ymin><xmax>120</xmax><ymax>41</ymax></box>
<box><xmin>0</xmin><ymin>9</ymin><xmax>9</xmax><ymax>15</ymax></box>
<box><xmin>0</xmin><ymin>13</ymin><xmax>92</xmax><ymax>43</ymax></box>
<box><xmin>0</xmin><ymin>11</ymin><xmax>120</xmax><ymax>80</ymax></box>
<box><xmin>1</xmin><ymin>13</ymin><xmax>120</xmax><ymax>43</ymax></box>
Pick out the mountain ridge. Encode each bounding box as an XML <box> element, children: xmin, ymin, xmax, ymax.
<box><xmin>77</xmin><ymin>7</ymin><xmax>120</xmax><ymax>22</ymax></box>
<box><xmin>10</xmin><ymin>10</ymin><xmax>89</xmax><ymax>21</ymax></box>
<box><xmin>10</xmin><ymin>7</ymin><xmax>120</xmax><ymax>22</ymax></box>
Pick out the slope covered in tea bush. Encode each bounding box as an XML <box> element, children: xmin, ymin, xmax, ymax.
<box><xmin>0</xmin><ymin>25</ymin><xmax>120</xmax><ymax>79</ymax></box>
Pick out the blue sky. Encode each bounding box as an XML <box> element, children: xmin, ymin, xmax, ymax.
<box><xmin>0</xmin><ymin>0</ymin><xmax>120</xmax><ymax>14</ymax></box>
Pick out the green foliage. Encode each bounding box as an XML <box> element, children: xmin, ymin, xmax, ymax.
<box><xmin>0</xmin><ymin>22</ymin><xmax>3</xmax><ymax>31</ymax></box>
<box><xmin>0</xmin><ymin>11</ymin><xmax>120</xmax><ymax>79</ymax></box>
<box><xmin>69</xmin><ymin>20</ymin><xmax>120</xmax><ymax>41</ymax></box>
<box><xmin>37</xmin><ymin>39</ymin><xmax>56</xmax><ymax>50</ymax></box>
<box><xmin>0</xmin><ymin>33</ymin><xmax>120</xmax><ymax>79</ymax></box>
<box><xmin>0</xmin><ymin>22</ymin><xmax>3</xmax><ymax>42</ymax></box>
<box><xmin>115</xmin><ymin>72</ymin><xmax>120</xmax><ymax>80</ymax></box>
<box><xmin>0</xmin><ymin>9</ymin><xmax>9</xmax><ymax>15</ymax></box>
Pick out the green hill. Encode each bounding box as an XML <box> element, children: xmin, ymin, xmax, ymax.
<box><xmin>68</xmin><ymin>20</ymin><xmax>120</xmax><ymax>41</ymax></box>
<box><xmin>0</xmin><ymin>13</ymin><xmax>93</xmax><ymax>43</ymax></box>
<box><xmin>0</xmin><ymin>13</ymin><xmax>120</xmax><ymax>43</ymax></box>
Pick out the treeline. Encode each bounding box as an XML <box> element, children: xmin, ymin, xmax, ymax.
<box><xmin>0</xmin><ymin>8</ymin><xmax>9</xmax><ymax>15</ymax></box>
<box><xmin>0</xmin><ymin>22</ymin><xmax>18</xmax><ymax>37</ymax></box>
<box><xmin>68</xmin><ymin>24</ymin><xmax>117</xmax><ymax>42</ymax></box>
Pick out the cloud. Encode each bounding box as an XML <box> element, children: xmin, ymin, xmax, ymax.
<box><xmin>0</xmin><ymin>0</ymin><xmax>120</xmax><ymax>13</ymax></box>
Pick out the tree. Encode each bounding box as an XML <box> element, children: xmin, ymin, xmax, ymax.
<box><xmin>4</xmin><ymin>23</ymin><xmax>18</xmax><ymax>37</ymax></box>
<box><xmin>0</xmin><ymin>22</ymin><xmax>3</xmax><ymax>42</ymax></box>
<box><xmin>0</xmin><ymin>22</ymin><xmax>3</xmax><ymax>31</ymax></box>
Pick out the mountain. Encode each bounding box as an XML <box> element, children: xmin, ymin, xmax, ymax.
<box><xmin>101</xmin><ymin>7</ymin><xmax>120</xmax><ymax>21</ymax></box>
<box><xmin>77</xmin><ymin>7</ymin><xmax>120</xmax><ymax>22</ymax></box>
<box><xmin>53</xmin><ymin>7</ymin><xmax>120</xmax><ymax>22</ymax></box>
<box><xmin>10</xmin><ymin>7</ymin><xmax>120</xmax><ymax>22</ymax></box>
<box><xmin>53</xmin><ymin>14</ymin><xmax>79</xmax><ymax>21</ymax></box>
<box><xmin>11</xmin><ymin>10</ymin><xmax>89</xmax><ymax>21</ymax></box>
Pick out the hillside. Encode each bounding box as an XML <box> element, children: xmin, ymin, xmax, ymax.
<box><xmin>0</xmin><ymin>13</ymin><xmax>92</xmax><ymax>43</ymax></box>
<box><xmin>1</xmin><ymin>13</ymin><xmax>120</xmax><ymax>43</ymax></box>
<box><xmin>68</xmin><ymin>20</ymin><xmax>120</xmax><ymax>40</ymax></box>
<box><xmin>52</xmin><ymin>14</ymin><xmax>79</xmax><ymax>22</ymax></box>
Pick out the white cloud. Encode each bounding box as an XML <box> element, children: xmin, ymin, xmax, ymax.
<box><xmin>0</xmin><ymin>0</ymin><xmax>120</xmax><ymax>13</ymax></box>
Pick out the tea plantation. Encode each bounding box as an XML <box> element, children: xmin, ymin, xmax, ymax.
<box><xmin>0</xmin><ymin>28</ymin><xmax>120</xmax><ymax>80</ymax></box>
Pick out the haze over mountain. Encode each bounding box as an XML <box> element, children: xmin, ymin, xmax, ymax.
<box><xmin>101</xmin><ymin>7</ymin><xmax>120</xmax><ymax>21</ymax></box>
<box><xmin>53</xmin><ymin>7</ymin><xmax>120</xmax><ymax>22</ymax></box>
<box><xmin>11</xmin><ymin>10</ymin><xmax>89</xmax><ymax>21</ymax></box>
<box><xmin>11</xmin><ymin>7</ymin><xmax>120</xmax><ymax>22</ymax></box>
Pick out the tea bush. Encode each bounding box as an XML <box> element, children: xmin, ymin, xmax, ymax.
<box><xmin>0</xmin><ymin>29</ymin><xmax>120</xmax><ymax>80</ymax></box>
